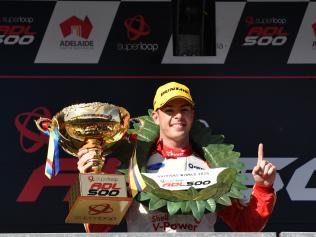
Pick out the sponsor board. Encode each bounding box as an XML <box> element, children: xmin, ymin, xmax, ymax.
<box><xmin>100</xmin><ymin>1</ymin><xmax>170</xmax><ymax>64</ymax></box>
<box><xmin>226</xmin><ymin>2</ymin><xmax>306</xmax><ymax>64</ymax></box>
<box><xmin>59</xmin><ymin>16</ymin><xmax>94</xmax><ymax>49</ymax></box>
<box><xmin>288</xmin><ymin>2</ymin><xmax>316</xmax><ymax>63</ymax></box>
<box><xmin>35</xmin><ymin>1</ymin><xmax>119</xmax><ymax>63</ymax></box>
<box><xmin>0</xmin><ymin>19</ymin><xmax>36</xmax><ymax>46</ymax></box>
<box><xmin>0</xmin><ymin>1</ymin><xmax>54</xmax><ymax>63</ymax></box>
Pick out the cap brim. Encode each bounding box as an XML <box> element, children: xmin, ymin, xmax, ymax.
<box><xmin>155</xmin><ymin>96</ymin><xmax>194</xmax><ymax>111</ymax></box>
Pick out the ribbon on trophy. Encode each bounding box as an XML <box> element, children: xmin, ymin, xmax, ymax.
<box><xmin>128</xmin><ymin>142</ymin><xmax>146</xmax><ymax>197</ymax></box>
<box><xmin>44</xmin><ymin>127</ymin><xmax>60</xmax><ymax>179</ymax></box>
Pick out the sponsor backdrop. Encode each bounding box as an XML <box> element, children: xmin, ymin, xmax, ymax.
<box><xmin>2</xmin><ymin>0</ymin><xmax>316</xmax><ymax>234</ymax></box>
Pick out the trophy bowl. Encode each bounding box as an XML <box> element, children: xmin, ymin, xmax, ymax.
<box><xmin>36</xmin><ymin>102</ymin><xmax>130</xmax><ymax>173</ymax></box>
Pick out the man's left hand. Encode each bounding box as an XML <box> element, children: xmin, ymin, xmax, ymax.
<box><xmin>252</xmin><ymin>143</ymin><xmax>276</xmax><ymax>187</ymax></box>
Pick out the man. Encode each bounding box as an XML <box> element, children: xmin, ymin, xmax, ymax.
<box><xmin>78</xmin><ymin>81</ymin><xmax>276</xmax><ymax>232</ymax></box>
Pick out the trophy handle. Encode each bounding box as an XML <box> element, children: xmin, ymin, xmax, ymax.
<box><xmin>130</xmin><ymin>117</ymin><xmax>145</xmax><ymax>132</ymax></box>
<box><xmin>35</xmin><ymin>117</ymin><xmax>52</xmax><ymax>133</ymax></box>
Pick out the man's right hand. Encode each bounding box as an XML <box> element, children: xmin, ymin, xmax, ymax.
<box><xmin>77</xmin><ymin>143</ymin><xmax>102</xmax><ymax>173</ymax></box>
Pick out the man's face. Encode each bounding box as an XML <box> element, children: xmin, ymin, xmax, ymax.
<box><xmin>152</xmin><ymin>98</ymin><xmax>194</xmax><ymax>144</ymax></box>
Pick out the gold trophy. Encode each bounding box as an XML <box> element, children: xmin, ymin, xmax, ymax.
<box><xmin>35</xmin><ymin>102</ymin><xmax>133</xmax><ymax>225</ymax></box>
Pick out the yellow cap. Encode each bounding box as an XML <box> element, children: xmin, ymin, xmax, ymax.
<box><xmin>153</xmin><ymin>82</ymin><xmax>194</xmax><ymax>111</ymax></box>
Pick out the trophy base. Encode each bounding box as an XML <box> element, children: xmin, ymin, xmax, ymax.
<box><xmin>65</xmin><ymin>196</ymin><xmax>132</xmax><ymax>224</ymax></box>
<box><xmin>66</xmin><ymin>173</ymin><xmax>132</xmax><ymax>224</ymax></box>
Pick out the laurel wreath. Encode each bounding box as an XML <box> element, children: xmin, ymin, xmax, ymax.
<box><xmin>125</xmin><ymin>110</ymin><xmax>247</xmax><ymax>220</ymax></box>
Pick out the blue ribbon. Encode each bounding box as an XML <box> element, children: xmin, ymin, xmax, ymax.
<box><xmin>52</xmin><ymin>128</ymin><xmax>60</xmax><ymax>176</ymax></box>
<box><xmin>43</xmin><ymin>128</ymin><xmax>60</xmax><ymax>177</ymax></box>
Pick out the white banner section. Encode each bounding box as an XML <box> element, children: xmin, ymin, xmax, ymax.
<box><xmin>142</xmin><ymin>168</ymin><xmax>227</xmax><ymax>191</ymax></box>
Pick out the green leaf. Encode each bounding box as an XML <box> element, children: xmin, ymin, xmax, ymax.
<box><xmin>202</xmin><ymin>146</ymin><xmax>219</xmax><ymax>168</ymax></box>
<box><xmin>216</xmin><ymin>194</ymin><xmax>232</xmax><ymax>206</ymax></box>
<box><xmin>133</xmin><ymin>123</ymin><xmax>141</xmax><ymax>130</ymax></box>
<box><xmin>189</xmin><ymin>200</ymin><xmax>206</xmax><ymax>220</ymax></box>
<box><xmin>205</xmin><ymin>198</ymin><xmax>216</xmax><ymax>212</ymax></box>
<box><xmin>190</xmin><ymin>120</ymin><xmax>225</xmax><ymax>146</ymax></box>
<box><xmin>137</xmin><ymin>129</ymin><xmax>158</xmax><ymax>142</ymax></box>
<box><xmin>217</xmin><ymin>168</ymin><xmax>237</xmax><ymax>184</ymax></box>
<box><xmin>228</xmin><ymin>161</ymin><xmax>245</xmax><ymax>171</ymax></box>
<box><xmin>149</xmin><ymin>195</ymin><xmax>167</xmax><ymax>211</ymax></box>
<box><xmin>117</xmin><ymin>168</ymin><xmax>128</xmax><ymax>176</ymax></box>
<box><xmin>187</xmin><ymin>187</ymin><xmax>199</xmax><ymax>199</ymax></box>
<box><xmin>203</xmin><ymin>144</ymin><xmax>240</xmax><ymax>168</ymax></box>
<box><xmin>227</xmin><ymin>186</ymin><xmax>244</xmax><ymax>199</ymax></box>
<box><xmin>147</xmin><ymin>109</ymin><xmax>154</xmax><ymax>116</ymax></box>
<box><xmin>117</xmin><ymin>168</ymin><xmax>128</xmax><ymax>182</ymax></box>
<box><xmin>142</xmin><ymin>175</ymin><xmax>160</xmax><ymax>192</ymax></box>
<box><xmin>152</xmin><ymin>187</ymin><xmax>197</xmax><ymax>202</ymax></box>
<box><xmin>180</xmin><ymin>201</ymin><xmax>191</xmax><ymax>214</ymax></box>
<box><xmin>232</xmin><ymin>181</ymin><xmax>248</xmax><ymax>190</ymax></box>
<box><xmin>208</xmin><ymin>134</ymin><xmax>225</xmax><ymax>144</ymax></box>
<box><xmin>133</xmin><ymin>116</ymin><xmax>159</xmax><ymax>142</ymax></box>
<box><xmin>236</xmin><ymin>173</ymin><xmax>248</xmax><ymax>183</ymax></box>
<box><xmin>167</xmin><ymin>201</ymin><xmax>182</xmax><ymax>216</ymax></box>
<box><xmin>155</xmin><ymin>189</ymin><xmax>193</xmax><ymax>201</ymax></box>
<box><xmin>151</xmin><ymin>189</ymin><xmax>179</xmax><ymax>201</ymax></box>
<box><xmin>135</xmin><ymin>141</ymin><xmax>154</xmax><ymax>167</ymax></box>
<box><xmin>195</xmin><ymin>183</ymin><xmax>218</xmax><ymax>200</ymax></box>
<box><xmin>213</xmin><ymin>182</ymin><xmax>231</xmax><ymax>200</ymax></box>
<box><xmin>137</xmin><ymin>192</ymin><xmax>153</xmax><ymax>201</ymax></box>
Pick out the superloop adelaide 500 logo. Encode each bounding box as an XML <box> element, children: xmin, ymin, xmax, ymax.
<box><xmin>0</xmin><ymin>16</ymin><xmax>36</xmax><ymax>46</ymax></box>
<box><xmin>243</xmin><ymin>16</ymin><xmax>289</xmax><ymax>46</ymax></box>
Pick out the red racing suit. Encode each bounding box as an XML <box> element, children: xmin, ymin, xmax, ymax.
<box><xmin>85</xmin><ymin>142</ymin><xmax>276</xmax><ymax>232</ymax></box>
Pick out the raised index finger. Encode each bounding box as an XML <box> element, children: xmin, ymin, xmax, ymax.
<box><xmin>257</xmin><ymin>143</ymin><xmax>264</xmax><ymax>166</ymax></box>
